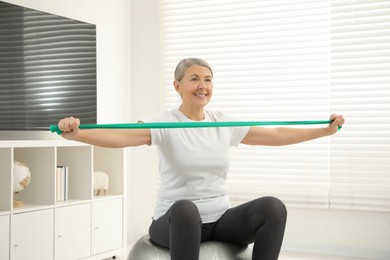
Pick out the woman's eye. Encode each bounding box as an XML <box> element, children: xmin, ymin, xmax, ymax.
<box><xmin>191</xmin><ymin>78</ymin><xmax>198</xmax><ymax>81</ymax></box>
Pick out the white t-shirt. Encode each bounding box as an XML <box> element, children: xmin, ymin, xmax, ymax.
<box><xmin>143</xmin><ymin>108</ymin><xmax>249</xmax><ymax>223</ymax></box>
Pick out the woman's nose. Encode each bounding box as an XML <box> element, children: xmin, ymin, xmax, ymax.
<box><xmin>198</xmin><ymin>80</ymin><xmax>206</xmax><ymax>89</ymax></box>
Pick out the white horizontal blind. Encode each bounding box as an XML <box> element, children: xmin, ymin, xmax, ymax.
<box><xmin>330</xmin><ymin>0</ymin><xmax>390</xmax><ymax>211</ymax></box>
<box><xmin>160</xmin><ymin>0</ymin><xmax>331</xmax><ymax>209</ymax></box>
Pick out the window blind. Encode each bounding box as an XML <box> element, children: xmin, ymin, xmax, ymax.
<box><xmin>0</xmin><ymin>2</ymin><xmax>96</xmax><ymax>130</ymax></box>
<box><xmin>329</xmin><ymin>0</ymin><xmax>390</xmax><ymax>211</ymax></box>
<box><xmin>160</xmin><ymin>0</ymin><xmax>390</xmax><ymax>211</ymax></box>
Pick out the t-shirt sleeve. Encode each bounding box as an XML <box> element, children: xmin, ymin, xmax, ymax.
<box><xmin>139</xmin><ymin>111</ymin><xmax>171</xmax><ymax>146</ymax></box>
<box><xmin>230</xmin><ymin>126</ymin><xmax>249</xmax><ymax>146</ymax></box>
<box><xmin>219</xmin><ymin>113</ymin><xmax>250</xmax><ymax>147</ymax></box>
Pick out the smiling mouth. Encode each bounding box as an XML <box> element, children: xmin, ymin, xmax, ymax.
<box><xmin>194</xmin><ymin>93</ymin><xmax>207</xmax><ymax>97</ymax></box>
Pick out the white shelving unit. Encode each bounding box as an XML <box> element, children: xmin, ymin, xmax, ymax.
<box><xmin>0</xmin><ymin>140</ymin><xmax>127</xmax><ymax>260</ymax></box>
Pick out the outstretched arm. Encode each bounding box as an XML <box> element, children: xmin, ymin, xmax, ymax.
<box><xmin>241</xmin><ymin>114</ymin><xmax>345</xmax><ymax>146</ymax></box>
<box><xmin>58</xmin><ymin>117</ymin><xmax>151</xmax><ymax>148</ymax></box>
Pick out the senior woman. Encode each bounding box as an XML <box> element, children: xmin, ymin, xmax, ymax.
<box><xmin>58</xmin><ymin>58</ymin><xmax>345</xmax><ymax>260</ymax></box>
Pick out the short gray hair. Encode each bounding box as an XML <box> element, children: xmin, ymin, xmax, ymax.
<box><xmin>174</xmin><ymin>58</ymin><xmax>213</xmax><ymax>81</ymax></box>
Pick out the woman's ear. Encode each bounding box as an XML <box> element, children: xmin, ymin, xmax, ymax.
<box><xmin>173</xmin><ymin>80</ymin><xmax>181</xmax><ymax>96</ymax></box>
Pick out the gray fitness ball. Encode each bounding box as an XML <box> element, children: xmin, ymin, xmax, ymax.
<box><xmin>128</xmin><ymin>235</ymin><xmax>252</xmax><ymax>260</ymax></box>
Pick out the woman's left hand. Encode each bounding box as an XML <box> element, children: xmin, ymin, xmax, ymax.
<box><xmin>328</xmin><ymin>113</ymin><xmax>345</xmax><ymax>135</ymax></box>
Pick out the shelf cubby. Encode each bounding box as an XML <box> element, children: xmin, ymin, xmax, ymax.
<box><xmin>56</xmin><ymin>146</ymin><xmax>93</xmax><ymax>203</ymax></box>
<box><xmin>93</xmin><ymin>147</ymin><xmax>125</xmax><ymax>197</ymax></box>
<box><xmin>13</xmin><ymin>147</ymin><xmax>55</xmax><ymax>210</ymax></box>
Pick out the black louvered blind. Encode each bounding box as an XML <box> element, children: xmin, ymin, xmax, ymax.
<box><xmin>0</xmin><ymin>1</ymin><xmax>96</xmax><ymax>130</ymax></box>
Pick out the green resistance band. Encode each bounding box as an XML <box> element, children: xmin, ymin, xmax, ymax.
<box><xmin>50</xmin><ymin>120</ymin><xmax>340</xmax><ymax>135</ymax></box>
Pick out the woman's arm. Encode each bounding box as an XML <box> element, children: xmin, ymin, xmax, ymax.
<box><xmin>241</xmin><ymin>114</ymin><xmax>345</xmax><ymax>146</ymax></box>
<box><xmin>58</xmin><ymin>117</ymin><xmax>151</xmax><ymax>148</ymax></box>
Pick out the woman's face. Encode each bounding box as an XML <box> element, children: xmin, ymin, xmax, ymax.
<box><xmin>174</xmin><ymin>65</ymin><xmax>213</xmax><ymax>109</ymax></box>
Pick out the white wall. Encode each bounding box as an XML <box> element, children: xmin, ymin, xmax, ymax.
<box><xmin>285</xmin><ymin>208</ymin><xmax>390</xmax><ymax>259</ymax></box>
<box><xmin>128</xmin><ymin>0</ymin><xmax>160</xmax><ymax>241</ymax></box>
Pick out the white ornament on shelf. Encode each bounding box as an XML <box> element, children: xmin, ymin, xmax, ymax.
<box><xmin>13</xmin><ymin>161</ymin><xmax>31</xmax><ymax>208</ymax></box>
<box><xmin>93</xmin><ymin>171</ymin><xmax>109</xmax><ymax>196</ymax></box>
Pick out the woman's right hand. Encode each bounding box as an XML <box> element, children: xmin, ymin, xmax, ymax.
<box><xmin>58</xmin><ymin>117</ymin><xmax>80</xmax><ymax>140</ymax></box>
<box><xmin>57</xmin><ymin>117</ymin><xmax>151</xmax><ymax>147</ymax></box>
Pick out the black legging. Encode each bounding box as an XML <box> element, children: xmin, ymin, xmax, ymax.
<box><xmin>149</xmin><ymin>196</ymin><xmax>287</xmax><ymax>260</ymax></box>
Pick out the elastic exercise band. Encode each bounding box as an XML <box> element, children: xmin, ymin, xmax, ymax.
<box><xmin>50</xmin><ymin>120</ymin><xmax>340</xmax><ymax>135</ymax></box>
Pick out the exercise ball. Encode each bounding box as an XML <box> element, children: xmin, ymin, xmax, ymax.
<box><xmin>128</xmin><ymin>234</ymin><xmax>252</xmax><ymax>260</ymax></box>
